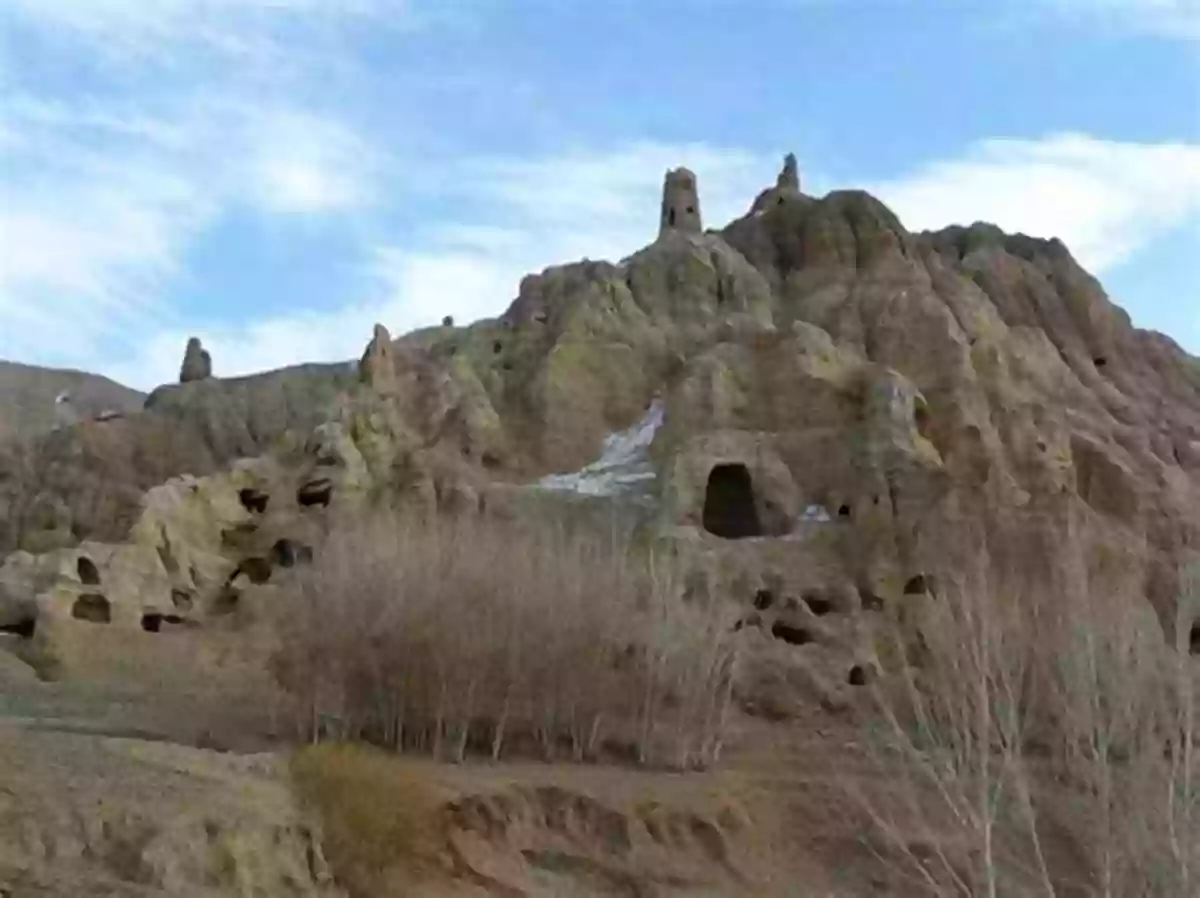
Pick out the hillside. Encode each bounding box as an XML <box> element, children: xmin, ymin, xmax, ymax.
<box><xmin>1</xmin><ymin>156</ymin><xmax>1198</xmax><ymax>897</ymax></box>
<box><xmin>0</xmin><ymin>361</ymin><xmax>144</xmax><ymax>443</ymax></box>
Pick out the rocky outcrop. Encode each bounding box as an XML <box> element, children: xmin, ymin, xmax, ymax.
<box><xmin>179</xmin><ymin>337</ymin><xmax>212</xmax><ymax>383</ymax></box>
<box><xmin>358</xmin><ymin>323</ymin><xmax>396</xmax><ymax>390</ymax></box>
<box><xmin>0</xmin><ymin>360</ymin><xmax>143</xmax><ymax>443</ymax></box>
<box><xmin>749</xmin><ymin>153</ymin><xmax>803</xmax><ymax>215</ymax></box>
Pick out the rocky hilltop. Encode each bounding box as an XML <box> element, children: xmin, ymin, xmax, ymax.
<box><xmin>0</xmin><ymin>360</ymin><xmax>144</xmax><ymax>443</ymax></box>
<box><xmin>2</xmin><ymin>155</ymin><xmax>1198</xmax><ymax>652</ymax></box>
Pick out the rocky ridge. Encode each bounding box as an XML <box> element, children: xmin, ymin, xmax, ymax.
<box><xmin>1</xmin><ymin>152</ymin><xmax>1198</xmax><ymax>684</ymax></box>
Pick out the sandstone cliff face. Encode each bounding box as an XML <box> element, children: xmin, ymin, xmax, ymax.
<box><xmin>2</xmin><ymin>155</ymin><xmax>1197</xmax><ymax>662</ymax></box>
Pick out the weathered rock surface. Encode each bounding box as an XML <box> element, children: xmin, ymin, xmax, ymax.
<box><xmin>0</xmin><ymin>361</ymin><xmax>356</xmax><ymax>556</ymax></box>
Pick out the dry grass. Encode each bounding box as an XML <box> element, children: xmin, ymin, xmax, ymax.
<box><xmin>852</xmin><ymin>556</ymin><xmax>1200</xmax><ymax>897</ymax></box>
<box><xmin>291</xmin><ymin>743</ymin><xmax>451</xmax><ymax>897</ymax></box>
<box><xmin>271</xmin><ymin>510</ymin><xmax>738</xmax><ymax>770</ymax></box>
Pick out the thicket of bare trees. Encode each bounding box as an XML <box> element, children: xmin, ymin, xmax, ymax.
<box><xmin>853</xmin><ymin>558</ymin><xmax>1200</xmax><ymax>897</ymax></box>
<box><xmin>270</xmin><ymin>511</ymin><xmax>739</xmax><ymax>769</ymax></box>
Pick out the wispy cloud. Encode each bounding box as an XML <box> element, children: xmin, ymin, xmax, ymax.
<box><xmin>0</xmin><ymin>91</ymin><xmax>387</xmax><ymax>366</ymax></box>
<box><xmin>868</xmin><ymin>133</ymin><xmax>1200</xmax><ymax>273</ymax></box>
<box><xmin>1027</xmin><ymin>0</ymin><xmax>1200</xmax><ymax>40</ymax></box>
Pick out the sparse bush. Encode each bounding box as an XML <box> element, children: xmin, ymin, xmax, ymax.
<box><xmin>851</xmin><ymin>557</ymin><xmax>1200</xmax><ymax>897</ymax></box>
<box><xmin>271</xmin><ymin>511</ymin><xmax>738</xmax><ymax>769</ymax></box>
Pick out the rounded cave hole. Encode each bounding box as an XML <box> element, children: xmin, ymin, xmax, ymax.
<box><xmin>233</xmin><ymin>557</ymin><xmax>273</xmax><ymax>585</ymax></box>
<box><xmin>753</xmin><ymin>589</ymin><xmax>775</xmax><ymax>611</ymax></box>
<box><xmin>848</xmin><ymin>664</ymin><xmax>870</xmax><ymax>686</ymax></box>
<box><xmin>770</xmin><ymin>621</ymin><xmax>813</xmax><ymax>646</ymax></box>
<box><xmin>297</xmin><ymin>479</ymin><xmax>333</xmax><ymax>508</ymax></box>
<box><xmin>904</xmin><ymin>575</ymin><xmax>932</xmax><ymax>596</ymax></box>
<box><xmin>76</xmin><ymin>556</ymin><xmax>101</xmax><ymax>586</ymax></box>
<box><xmin>914</xmin><ymin>403</ymin><xmax>932</xmax><ymax>440</ymax></box>
<box><xmin>141</xmin><ymin>613</ymin><xmax>186</xmax><ymax>633</ymax></box>
<box><xmin>271</xmin><ymin>539</ymin><xmax>313</xmax><ymax>569</ymax></box>
<box><xmin>702</xmin><ymin>464</ymin><xmax>764</xmax><ymax>540</ymax></box>
<box><xmin>0</xmin><ymin>616</ymin><xmax>36</xmax><ymax>639</ymax></box>
<box><xmin>71</xmin><ymin>593</ymin><xmax>111</xmax><ymax>624</ymax></box>
<box><xmin>238</xmin><ymin>488</ymin><xmax>270</xmax><ymax>514</ymax></box>
<box><xmin>803</xmin><ymin>592</ymin><xmax>834</xmax><ymax>616</ymax></box>
<box><xmin>1190</xmin><ymin>622</ymin><xmax>1200</xmax><ymax>656</ymax></box>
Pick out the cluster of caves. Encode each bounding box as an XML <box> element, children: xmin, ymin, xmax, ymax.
<box><xmin>733</xmin><ymin>584</ymin><xmax>879</xmax><ymax>687</ymax></box>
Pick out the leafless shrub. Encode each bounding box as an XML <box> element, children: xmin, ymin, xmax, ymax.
<box><xmin>270</xmin><ymin>510</ymin><xmax>738</xmax><ymax>769</ymax></box>
<box><xmin>852</xmin><ymin>555</ymin><xmax>1200</xmax><ymax>897</ymax></box>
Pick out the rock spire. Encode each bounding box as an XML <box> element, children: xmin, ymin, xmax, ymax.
<box><xmin>179</xmin><ymin>337</ymin><xmax>212</xmax><ymax>383</ymax></box>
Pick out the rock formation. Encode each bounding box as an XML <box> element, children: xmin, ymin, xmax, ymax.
<box><xmin>2</xmin><ymin>151</ymin><xmax>1197</xmax><ymax>678</ymax></box>
<box><xmin>749</xmin><ymin>153</ymin><xmax>803</xmax><ymax>214</ymax></box>
<box><xmin>659</xmin><ymin>167</ymin><xmax>702</xmax><ymax>237</ymax></box>
<box><xmin>179</xmin><ymin>337</ymin><xmax>212</xmax><ymax>383</ymax></box>
<box><xmin>358</xmin><ymin>323</ymin><xmax>395</xmax><ymax>390</ymax></box>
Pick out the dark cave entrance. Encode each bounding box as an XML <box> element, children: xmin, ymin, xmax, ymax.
<box><xmin>702</xmin><ymin>464</ymin><xmax>764</xmax><ymax>540</ymax></box>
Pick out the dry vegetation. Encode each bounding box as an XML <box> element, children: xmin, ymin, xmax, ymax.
<box><xmin>853</xmin><ymin>559</ymin><xmax>1200</xmax><ymax>897</ymax></box>
<box><xmin>271</xmin><ymin>511</ymin><xmax>739</xmax><ymax>770</ymax></box>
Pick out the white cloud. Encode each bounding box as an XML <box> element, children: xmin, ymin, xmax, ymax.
<box><xmin>246</xmin><ymin>111</ymin><xmax>383</xmax><ymax>215</ymax></box>
<box><xmin>1040</xmin><ymin>0</ymin><xmax>1200</xmax><ymax>40</ymax></box>
<box><xmin>867</xmin><ymin>134</ymin><xmax>1200</xmax><ymax>273</ymax></box>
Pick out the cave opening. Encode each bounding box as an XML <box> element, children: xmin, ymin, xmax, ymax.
<box><xmin>76</xmin><ymin>556</ymin><xmax>101</xmax><ymax>585</ymax></box>
<box><xmin>702</xmin><ymin>464</ymin><xmax>763</xmax><ymax>540</ymax></box>
<box><xmin>71</xmin><ymin>593</ymin><xmax>111</xmax><ymax>624</ymax></box>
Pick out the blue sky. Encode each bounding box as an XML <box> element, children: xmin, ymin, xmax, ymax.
<box><xmin>0</xmin><ymin>0</ymin><xmax>1197</xmax><ymax>390</ymax></box>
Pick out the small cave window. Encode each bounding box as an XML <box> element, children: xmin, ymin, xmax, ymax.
<box><xmin>296</xmin><ymin>479</ymin><xmax>333</xmax><ymax>508</ymax></box>
<box><xmin>837</xmin><ymin>504</ymin><xmax>851</xmax><ymax>518</ymax></box>
<box><xmin>904</xmin><ymin>575</ymin><xmax>930</xmax><ymax>596</ymax></box>
<box><xmin>848</xmin><ymin>664</ymin><xmax>869</xmax><ymax>686</ymax></box>
<box><xmin>702</xmin><ymin>464</ymin><xmax>764</xmax><ymax>540</ymax></box>
<box><xmin>770</xmin><ymin>621</ymin><xmax>813</xmax><ymax>646</ymax></box>
<box><xmin>668</xmin><ymin>208</ymin><xmax>676</xmax><ymax>227</ymax></box>
<box><xmin>1190</xmin><ymin>622</ymin><xmax>1200</xmax><ymax>656</ymax></box>
<box><xmin>686</xmin><ymin>205</ymin><xmax>695</xmax><ymax>215</ymax></box>
<box><xmin>493</xmin><ymin>340</ymin><xmax>503</xmax><ymax>354</ymax></box>
<box><xmin>914</xmin><ymin>403</ymin><xmax>932</xmax><ymax>440</ymax></box>
<box><xmin>753</xmin><ymin>589</ymin><xmax>775</xmax><ymax>611</ymax></box>
<box><xmin>803</xmin><ymin>592</ymin><xmax>834</xmax><ymax>616</ymax></box>
<box><xmin>234</xmin><ymin>557</ymin><xmax>273</xmax><ymax>585</ymax></box>
<box><xmin>238</xmin><ymin>488</ymin><xmax>270</xmax><ymax>514</ymax></box>
<box><xmin>271</xmin><ymin>539</ymin><xmax>312</xmax><ymax>569</ymax></box>
<box><xmin>859</xmin><ymin>587</ymin><xmax>884</xmax><ymax>612</ymax></box>
<box><xmin>776</xmin><ymin>196</ymin><xmax>785</xmax><ymax>206</ymax></box>
<box><xmin>71</xmin><ymin>593</ymin><xmax>111</xmax><ymax>624</ymax></box>
<box><xmin>141</xmin><ymin>613</ymin><xmax>186</xmax><ymax>633</ymax></box>
<box><xmin>76</xmin><ymin>556</ymin><xmax>101</xmax><ymax>586</ymax></box>
<box><xmin>1093</xmin><ymin>357</ymin><xmax>1108</xmax><ymax>368</ymax></box>
<box><xmin>0</xmin><ymin>616</ymin><xmax>36</xmax><ymax>639</ymax></box>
